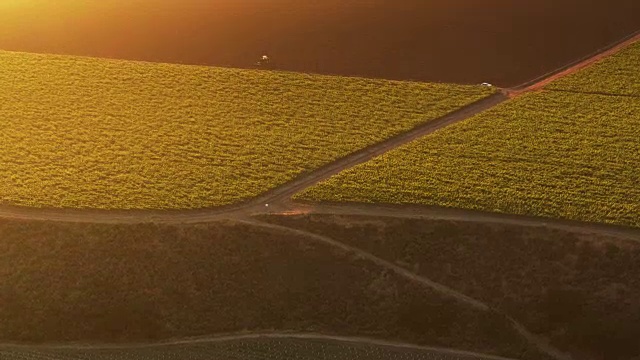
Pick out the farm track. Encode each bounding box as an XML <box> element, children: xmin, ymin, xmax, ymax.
<box><xmin>0</xmin><ymin>332</ymin><xmax>523</xmax><ymax>360</ymax></box>
<box><xmin>243</xmin><ymin>219</ymin><xmax>572</xmax><ymax>360</ymax></box>
<box><xmin>0</xmin><ymin>217</ymin><xmax>570</xmax><ymax>360</ymax></box>
<box><xmin>2</xmin><ymin>30</ymin><xmax>640</xmax><ymax>360</ymax></box>
<box><xmin>545</xmin><ymin>88</ymin><xmax>640</xmax><ymax>98</ymax></box>
<box><xmin>1</xmin><ymin>30</ymin><xmax>639</xmax><ymax>228</ymax></box>
<box><xmin>0</xmin><ymin>92</ymin><xmax>507</xmax><ymax>224</ymax></box>
<box><xmin>270</xmin><ymin>201</ymin><xmax>640</xmax><ymax>242</ymax></box>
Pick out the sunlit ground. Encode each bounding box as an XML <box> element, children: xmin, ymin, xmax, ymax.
<box><xmin>0</xmin><ymin>0</ymin><xmax>638</xmax><ymax>85</ymax></box>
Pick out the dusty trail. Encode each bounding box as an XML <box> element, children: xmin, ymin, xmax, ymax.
<box><xmin>0</xmin><ymin>92</ymin><xmax>506</xmax><ymax>224</ymax></box>
<box><xmin>242</xmin><ymin>218</ymin><xmax>489</xmax><ymax>311</ymax></box>
<box><xmin>503</xmin><ymin>317</ymin><xmax>572</xmax><ymax>360</ymax></box>
<box><xmin>268</xmin><ymin>201</ymin><xmax>640</xmax><ymax>242</ymax></box>
<box><xmin>545</xmin><ymin>88</ymin><xmax>640</xmax><ymax>98</ymax></box>
<box><xmin>1</xmin><ymin>29</ymin><xmax>639</xmax><ymax>228</ymax></box>
<box><xmin>245</xmin><ymin>92</ymin><xmax>507</xmax><ymax>205</ymax></box>
<box><xmin>1</xmin><ymin>199</ymin><xmax>637</xmax><ymax>243</ymax></box>
<box><xmin>240</xmin><ymin>219</ymin><xmax>572</xmax><ymax>360</ymax></box>
<box><xmin>1</xmin><ymin>27</ymin><xmax>638</xmax><ymax>360</ymax></box>
<box><xmin>508</xmin><ymin>30</ymin><xmax>640</xmax><ymax>96</ymax></box>
<box><xmin>0</xmin><ymin>332</ymin><xmax>523</xmax><ymax>360</ymax></box>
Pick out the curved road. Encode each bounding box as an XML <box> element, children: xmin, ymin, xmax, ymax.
<box><xmin>1</xmin><ymin>31</ymin><xmax>639</xmax><ymax>234</ymax></box>
<box><xmin>4</xmin><ymin>33</ymin><xmax>639</xmax><ymax>360</ymax></box>
<box><xmin>242</xmin><ymin>218</ymin><xmax>490</xmax><ymax>311</ymax></box>
<box><xmin>0</xmin><ymin>92</ymin><xmax>507</xmax><ymax>223</ymax></box>
<box><xmin>508</xmin><ymin>30</ymin><xmax>640</xmax><ymax>94</ymax></box>
<box><xmin>0</xmin><ymin>333</ymin><xmax>523</xmax><ymax>360</ymax></box>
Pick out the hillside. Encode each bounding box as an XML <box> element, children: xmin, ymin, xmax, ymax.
<box><xmin>0</xmin><ymin>50</ymin><xmax>491</xmax><ymax>209</ymax></box>
<box><xmin>0</xmin><ymin>219</ymin><xmax>543</xmax><ymax>359</ymax></box>
<box><xmin>263</xmin><ymin>214</ymin><xmax>640</xmax><ymax>360</ymax></box>
<box><xmin>0</xmin><ymin>335</ymin><xmax>524</xmax><ymax>360</ymax></box>
<box><xmin>296</xmin><ymin>37</ymin><xmax>640</xmax><ymax>227</ymax></box>
<box><xmin>1</xmin><ymin>5</ymin><xmax>638</xmax><ymax>360</ymax></box>
<box><xmin>1</xmin><ymin>0</ymin><xmax>639</xmax><ymax>85</ymax></box>
<box><xmin>547</xmin><ymin>41</ymin><xmax>640</xmax><ymax>96</ymax></box>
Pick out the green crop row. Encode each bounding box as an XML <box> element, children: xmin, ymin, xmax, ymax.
<box><xmin>0</xmin><ymin>50</ymin><xmax>493</xmax><ymax>209</ymax></box>
<box><xmin>296</xmin><ymin>91</ymin><xmax>640</xmax><ymax>227</ymax></box>
<box><xmin>262</xmin><ymin>213</ymin><xmax>640</xmax><ymax>359</ymax></box>
<box><xmin>547</xmin><ymin>41</ymin><xmax>640</xmax><ymax>96</ymax></box>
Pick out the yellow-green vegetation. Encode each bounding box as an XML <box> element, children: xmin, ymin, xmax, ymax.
<box><xmin>0</xmin><ymin>50</ymin><xmax>493</xmax><ymax>209</ymax></box>
<box><xmin>297</xmin><ymin>91</ymin><xmax>640</xmax><ymax>227</ymax></box>
<box><xmin>547</xmin><ymin>41</ymin><xmax>640</xmax><ymax>96</ymax></box>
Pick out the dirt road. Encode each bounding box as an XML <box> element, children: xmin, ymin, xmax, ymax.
<box><xmin>0</xmin><ymin>30</ymin><xmax>638</xmax><ymax>235</ymax></box>
<box><xmin>5</xmin><ymin>1</ymin><xmax>640</xmax><ymax>87</ymax></box>
<box><xmin>268</xmin><ymin>201</ymin><xmax>640</xmax><ymax>242</ymax></box>
<box><xmin>0</xmin><ymin>332</ymin><xmax>524</xmax><ymax>360</ymax></box>
<box><xmin>508</xmin><ymin>30</ymin><xmax>640</xmax><ymax>96</ymax></box>
<box><xmin>0</xmin><ymin>92</ymin><xmax>505</xmax><ymax>224</ymax></box>
<box><xmin>243</xmin><ymin>218</ymin><xmax>490</xmax><ymax>311</ymax></box>
<box><xmin>2</xmin><ymin>27</ymin><xmax>639</xmax><ymax>360</ymax></box>
<box><xmin>244</xmin><ymin>219</ymin><xmax>573</xmax><ymax>360</ymax></box>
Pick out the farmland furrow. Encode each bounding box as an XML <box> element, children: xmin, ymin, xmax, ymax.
<box><xmin>545</xmin><ymin>88</ymin><xmax>640</xmax><ymax>98</ymax></box>
<box><xmin>240</xmin><ymin>219</ymin><xmax>490</xmax><ymax>311</ymax></box>
<box><xmin>0</xmin><ymin>332</ymin><xmax>523</xmax><ymax>360</ymax></box>
<box><xmin>0</xmin><ymin>92</ymin><xmax>506</xmax><ymax>223</ymax></box>
<box><xmin>268</xmin><ymin>202</ymin><xmax>640</xmax><ymax>242</ymax></box>
<box><xmin>251</xmin><ymin>92</ymin><xmax>508</xmax><ymax>205</ymax></box>
<box><xmin>238</xmin><ymin>219</ymin><xmax>572</xmax><ymax>360</ymax></box>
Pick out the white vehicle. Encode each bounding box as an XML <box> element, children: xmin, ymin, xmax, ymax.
<box><xmin>481</xmin><ymin>82</ymin><xmax>493</xmax><ymax>87</ymax></box>
<box><xmin>256</xmin><ymin>55</ymin><xmax>272</xmax><ymax>68</ymax></box>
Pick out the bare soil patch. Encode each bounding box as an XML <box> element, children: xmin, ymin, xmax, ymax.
<box><xmin>1</xmin><ymin>0</ymin><xmax>638</xmax><ymax>86</ymax></box>
<box><xmin>262</xmin><ymin>214</ymin><xmax>640</xmax><ymax>360</ymax></box>
<box><xmin>0</xmin><ymin>219</ymin><xmax>541</xmax><ymax>359</ymax></box>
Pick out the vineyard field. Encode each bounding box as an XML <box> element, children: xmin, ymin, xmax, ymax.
<box><xmin>0</xmin><ymin>336</ymin><xmax>506</xmax><ymax>360</ymax></box>
<box><xmin>0</xmin><ymin>219</ymin><xmax>536</xmax><ymax>358</ymax></box>
<box><xmin>0</xmin><ymin>50</ymin><xmax>493</xmax><ymax>209</ymax></box>
<box><xmin>547</xmin><ymin>41</ymin><xmax>640</xmax><ymax>96</ymax></box>
<box><xmin>296</xmin><ymin>91</ymin><xmax>640</xmax><ymax>227</ymax></box>
<box><xmin>2</xmin><ymin>0</ymin><xmax>640</xmax><ymax>86</ymax></box>
<box><xmin>263</xmin><ymin>214</ymin><xmax>640</xmax><ymax>360</ymax></box>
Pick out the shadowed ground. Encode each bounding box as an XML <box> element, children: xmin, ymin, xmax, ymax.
<box><xmin>1</xmin><ymin>0</ymin><xmax>639</xmax><ymax>86</ymax></box>
<box><xmin>0</xmin><ymin>334</ymin><xmax>523</xmax><ymax>360</ymax></box>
